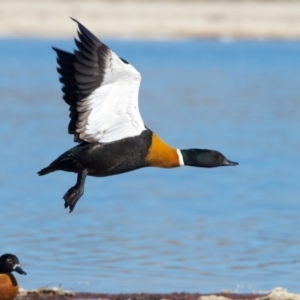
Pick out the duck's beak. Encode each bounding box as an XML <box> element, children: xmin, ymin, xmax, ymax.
<box><xmin>13</xmin><ymin>264</ymin><xmax>27</xmax><ymax>275</ymax></box>
<box><xmin>223</xmin><ymin>158</ymin><xmax>239</xmax><ymax>166</ymax></box>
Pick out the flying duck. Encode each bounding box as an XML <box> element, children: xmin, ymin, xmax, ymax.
<box><xmin>0</xmin><ymin>254</ymin><xmax>26</xmax><ymax>300</ymax></box>
<box><xmin>38</xmin><ymin>19</ymin><xmax>238</xmax><ymax>213</ymax></box>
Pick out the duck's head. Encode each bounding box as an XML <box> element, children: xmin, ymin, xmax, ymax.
<box><xmin>0</xmin><ymin>254</ymin><xmax>27</xmax><ymax>275</ymax></box>
<box><xmin>180</xmin><ymin>149</ymin><xmax>238</xmax><ymax>168</ymax></box>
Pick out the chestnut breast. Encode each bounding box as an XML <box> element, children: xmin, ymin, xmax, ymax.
<box><xmin>0</xmin><ymin>274</ymin><xmax>18</xmax><ymax>300</ymax></box>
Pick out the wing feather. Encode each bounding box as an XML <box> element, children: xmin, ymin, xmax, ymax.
<box><xmin>53</xmin><ymin>18</ymin><xmax>145</xmax><ymax>143</ymax></box>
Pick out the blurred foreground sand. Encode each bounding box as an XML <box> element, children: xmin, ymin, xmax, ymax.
<box><xmin>1</xmin><ymin>0</ymin><xmax>300</xmax><ymax>39</ymax></box>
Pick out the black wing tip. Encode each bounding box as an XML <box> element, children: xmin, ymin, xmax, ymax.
<box><xmin>69</xmin><ymin>17</ymin><xmax>102</xmax><ymax>46</ymax></box>
<box><xmin>70</xmin><ymin>17</ymin><xmax>78</xmax><ymax>23</ymax></box>
<box><xmin>70</xmin><ymin>17</ymin><xmax>86</xmax><ymax>34</ymax></box>
<box><xmin>70</xmin><ymin>17</ymin><xmax>86</xmax><ymax>37</ymax></box>
<box><xmin>52</xmin><ymin>47</ymin><xmax>66</xmax><ymax>55</ymax></box>
<box><xmin>37</xmin><ymin>168</ymin><xmax>48</xmax><ymax>176</ymax></box>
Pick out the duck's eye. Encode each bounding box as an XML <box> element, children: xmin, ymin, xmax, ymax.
<box><xmin>7</xmin><ymin>258</ymin><xmax>12</xmax><ymax>264</ymax></box>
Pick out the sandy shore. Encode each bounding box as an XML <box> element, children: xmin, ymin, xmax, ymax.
<box><xmin>16</xmin><ymin>287</ymin><xmax>300</xmax><ymax>300</ymax></box>
<box><xmin>18</xmin><ymin>292</ymin><xmax>262</xmax><ymax>300</ymax></box>
<box><xmin>1</xmin><ymin>0</ymin><xmax>300</xmax><ymax>39</ymax></box>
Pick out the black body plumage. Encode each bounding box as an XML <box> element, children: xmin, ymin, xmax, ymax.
<box><xmin>38</xmin><ymin>130</ymin><xmax>152</xmax><ymax>177</ymax></box>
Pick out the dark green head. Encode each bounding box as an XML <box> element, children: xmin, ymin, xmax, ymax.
<box><xmin>180</xmin><ymin>149</ymin><xmax>238</xmax><ymax>168</ymax></box>
<box><xmin>0</xmin><ymin>254</ymin><xmax>27</xmax><ymax>275</ymax></box>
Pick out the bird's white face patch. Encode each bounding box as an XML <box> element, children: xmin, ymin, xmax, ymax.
<box><xmin>13</xmin><ymin>264</ymin><xmax>20</xmax><ymax>270</ymax></box>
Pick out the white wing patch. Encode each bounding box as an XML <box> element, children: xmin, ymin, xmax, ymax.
<box><xmin>77</xmin><ymin>50</ymin><xmax>146</xmax><ymax>143</ymax></box>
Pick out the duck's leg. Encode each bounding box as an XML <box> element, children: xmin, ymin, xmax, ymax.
<box><xmin>63</xmin><ymin>169</ymin><xmax>88</xmax><ymax>213</ymax></box>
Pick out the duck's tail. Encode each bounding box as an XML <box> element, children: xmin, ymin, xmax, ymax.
<box><xmin>38</xmin><ymin>149</ymin><xmax>78</xmax><ymax>176</ymax></box>
<box><xmin>38</xmin><ymin>165</ymin><xmax>58</xmax><ymax>176</ymax></box>
<box><xmin>38</xmin><ymin>158</ymin><xmax>66</xmax><ymax>175</ymax></box>
<box><xmin>38</xmin><ymin>143</ymin><xmax>90</xmax><ymax>176</ymax></box>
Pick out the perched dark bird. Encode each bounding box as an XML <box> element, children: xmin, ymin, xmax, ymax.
<box><xmin>0</xmin><ymin>254</ymin><xmax>26</xmax><ymax>300</ymax></box>
<box><xmin>38</xmin><ymin>19</ymin><xmax>238</xmax><ymax>213</ymax></box>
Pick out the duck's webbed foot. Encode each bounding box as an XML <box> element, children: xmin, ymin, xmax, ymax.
<box><xmin>63</xmin><ymin>169</ymin><xmax>88</xmax><ymax>213</ymax></box>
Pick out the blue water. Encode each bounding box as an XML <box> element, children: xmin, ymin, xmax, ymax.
<box><xmin>0</xmin><ymin>38</ymin><xmax>300</xmax><ymax>294</ymax></box>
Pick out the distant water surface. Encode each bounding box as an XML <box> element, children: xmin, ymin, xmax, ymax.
<box><xmin>0</xmin><ymin>38</ymin><xmax>299</xmax><ymax>294</ymax></box>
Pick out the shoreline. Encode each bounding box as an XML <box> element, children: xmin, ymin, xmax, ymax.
<box><xmin>17</xmin><ymin>291</ymin><xmax>265</xmax><ymax>300</ymax></box>
<box><xmin>1</xmin><ymin>1</ymin><xmax>300</xmax><ymax>39</ymax></box>
<box><xmin>17</xmin><ymin>287</ymin><xmax>300</xmax><ymax>300</ymax></box>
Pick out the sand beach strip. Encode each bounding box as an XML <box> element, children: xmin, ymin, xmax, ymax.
<box><xmin>1</xmin><ymin>0</ymin><xmax>300</xmax><ymax>39</ymax></box>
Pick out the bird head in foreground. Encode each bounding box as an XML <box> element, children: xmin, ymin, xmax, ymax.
<box><xmin>0</xmin><ymin>254</ymin><xmax>27</xmax><ymax>275</ymax></box>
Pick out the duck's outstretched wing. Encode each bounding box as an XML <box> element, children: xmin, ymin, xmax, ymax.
<box><xmin>53</xmin><ymin>18</ymin><xmax>146</xmax><ymax>143</ymax></box>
